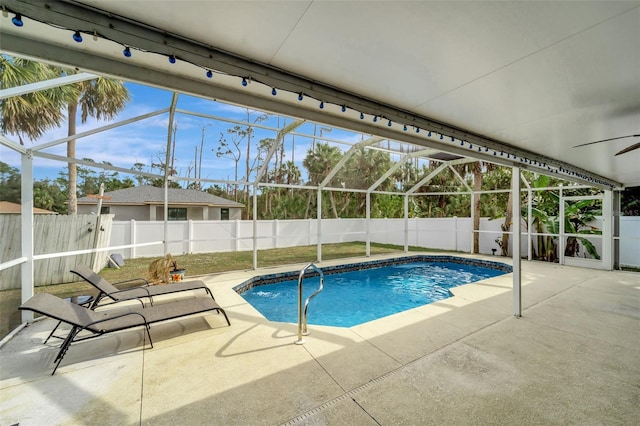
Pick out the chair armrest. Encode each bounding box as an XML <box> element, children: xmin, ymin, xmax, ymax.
<box><xmin>114</xmin><ymin>277</ymin><xmax>149</xmax><ymax>286</ymax></box>
<box><xmin>110</xmin><ymin>286</ymin><xmax>152</xmax><ymax>298</ymax></box>
<box><xmin>88</xmin><ymin>311</ymin><xmax>148</xmax><ymax>332</ymax></box>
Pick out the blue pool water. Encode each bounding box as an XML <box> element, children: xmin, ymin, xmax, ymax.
<box><xmin>239</xmin><ymin>260</ymin><xmax>508</xmax><ymax>327</ymax></box>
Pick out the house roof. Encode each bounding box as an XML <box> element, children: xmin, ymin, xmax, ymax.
<box><xmin>77</xmin><ymin>186</ymin><xmax>244</xmax><ymax>208</ymax></box>
<box><xmin>0</xmin><ymin>201</ymin><xmax>57</xmax><ymax>214</ymax></box>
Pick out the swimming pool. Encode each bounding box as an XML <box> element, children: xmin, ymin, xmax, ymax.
<box><xmin>236</xmin><ymin>256</ymin><xmax>511</xmax><ymax>327</ymax></box>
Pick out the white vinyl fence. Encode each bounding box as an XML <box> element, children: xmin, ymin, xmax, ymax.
<box><xmin>108</xmin><ymin>218</ymin><xmax>520</xmax><ymax>259</ymax></box>
<box><xmin>108</xmin><ymin>217</ymin><xmax>640</xmax><ymax>268</ymax></box>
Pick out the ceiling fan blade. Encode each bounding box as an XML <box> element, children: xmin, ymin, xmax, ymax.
<box><xmin>573</xmin><ymin>133</ymin><xmax>640</xmax><ymax>148</ymax></box>
<box><xmin>615</xmin><ymin>142</ymin><xmax>640</xmax><ymax>156</ymax></box>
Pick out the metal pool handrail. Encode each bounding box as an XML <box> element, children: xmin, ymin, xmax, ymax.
<box><xmin>295</xmin><ymin>262</ymin><xmax>324</xmax><ymax>345</ymax></box>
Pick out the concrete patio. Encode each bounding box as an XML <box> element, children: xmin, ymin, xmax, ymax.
<box><xmin>1</xmin><ymin>255</ymin><xmax>639</xmax><ymax>425</ymax></box>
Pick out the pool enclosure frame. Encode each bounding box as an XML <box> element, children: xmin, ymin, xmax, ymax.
<box><xmin>1</xmin><ymin>73</ymin><xmax>621</xmax><ymax>324</ymax></box>
<box><xmin>0</xmin><ymin>1</ymin><xmax>626</xmax><ymax>324</ymax></box>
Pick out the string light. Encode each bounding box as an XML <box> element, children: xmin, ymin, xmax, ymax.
<box><xmin>11</xmin><ymin>13</ymin><xmax>23</xmax><ymax>27</ymax></box>
<box><xmin>5</xmin><ymin>10</ymin><xmax>612</xmax><ymax>188</ymax></box>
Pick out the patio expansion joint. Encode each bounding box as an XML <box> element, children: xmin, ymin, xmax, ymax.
<box><xmin>281</xmin><ymin>313</ymin><xmax>518</xmax><ymax>425</ymax></box>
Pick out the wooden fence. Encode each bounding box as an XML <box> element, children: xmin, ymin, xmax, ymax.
<box><xmin>0</xmin><ymin>214</ymin><xmax>113</xmax><ymax>290</ymax></box>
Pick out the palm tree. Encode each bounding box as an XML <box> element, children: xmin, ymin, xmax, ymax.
<box><xmin>0</xmin><ymin>57</ymin><xmax>72</xmax><ymax>144</ymax></box>
<box><xmin>303</xmin><ymin>143</ymin><xmax>342</xmax><ymax>218</ymax></box>
<box><xmin>65</xmin><ymin>77</ymin><xmax>129</xmax><ymax>214</ymax></box>
<box><xmin>1</xmin><ymin>57</ymin><xmax>129</xmax><ymax>214</ymax></box>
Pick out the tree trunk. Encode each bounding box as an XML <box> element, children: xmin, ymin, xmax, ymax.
<box><xmin>329</xmin><ymin>191</ymin><xmax>339</xmax><ymax>218</ymax></box>
<box><xmin>67</xmin><ymin>101</ymin><xmax>78</xmax><ymax>215</ymax></box>
<box><xmin>501</xmin><ymin>178</ymin><xmax>514</xmax><ymax>256</ymax></box>
<box><xmin>472</xmin><ymin>162</ymin><xmax>483</xmax><ymax>253</ymax></box>
<box><xmin>244</xmin><ymin>120</ymin><xmax>251</xmax><ymax>220</ymax></box>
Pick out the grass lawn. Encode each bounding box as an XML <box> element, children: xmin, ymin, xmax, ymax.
<box><xmin>1</xmin><ymin>242</ymin><xmax>436</xmax><ymax>338</ymax></box>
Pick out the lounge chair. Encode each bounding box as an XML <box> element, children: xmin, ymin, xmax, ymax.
<box><xmin>70</xmin><ymin>265</ymin><xmax>216</xmax><ymax>309</ymax></box>
<box><xmin>20</xmin><ymin>293</ymin><xmax>230</xmax><ymax>375</ymax></box>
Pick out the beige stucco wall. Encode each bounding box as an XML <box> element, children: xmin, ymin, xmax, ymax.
<box><xmin>79</xmin><ymin>204</ymin><xmax>242</xmax><ymax>221</ymax></box>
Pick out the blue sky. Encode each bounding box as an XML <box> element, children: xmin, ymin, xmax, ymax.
<box><xmin>1</xmin><ymin>81</ymin><xmax>368</xmax><ymax>187</ymax></box>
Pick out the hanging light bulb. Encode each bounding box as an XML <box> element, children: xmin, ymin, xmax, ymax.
<box><xmin>206</xmin><ymin>70</ymin><xmax>213</xmax><ymax>78</ymax></box>
<box><xmin>388</xmin><ymin>120</ymin><xmax>392</xmax><ymax>127</ymax></box>
<box><xmin>122</xmin><ymin>46</ymin><xmax>132</xmax><ymax>58</ymax></box>
<box><xmin>319</xmin><ymin>101</ymin><xmax>324</xmax><ymax>109</ymax></box>
<box><xmin>428</xmin><ymin>131</ymin><xmax>432</xmax><ymax>137</ymax></box>
<box><xmin>12</xmin><ymin>13</ymin><xmax>23</xmax><ymax>27</ymax></box>
<box><xmin>403</xmin><ymin>125</ymin><xmax>407</xmax><ymax>131</ymax></box>
<box><xmin>439</xmin><ymin>134</ymin><xmax>443</xmax><ymax>140</ymax></box>
<box><xmin>271</xmin><ymin>87</ymin><xmax>277</xmax><ymax>96</ymax></box>
<box><xmin>469</xmin><ymin>144</ymin><xmax>473</xmax><ymax>149</ymax></box>
<box><xmin>73</xmin><ymin>31</ymin><xmax>83</xmax><ymax>43</ymax></box>
<box><xmin>298</xmin><ymin>93</ymin><xmax>303</xmax><ymax>101</ymax></box>
<box><xmin>460</xmin><ymin>141</ymin><xmax>464</xmax><ymax>146</ymax></box>
<box><xmin>168</xmin><ymin>55</ymin><xmax>176</xmax><ymax>64</ymax></box>
<box><xmin>451</xmin><ymin>136</ymin><xmax>455</xmax><ymax>142</ymax></box>
<box><xmin>341</xmin><ymin>105</ymin><xmax>346</xmax><ymax>112</ymax></box>
<box><xmin>415</xmin><ymin>127</ymin><xmax>420</xmax><ymax>133</ymax></box>
<box><xmin>373</xmin><ymin>116</ymin><xmax>378</xmax><ymax>123</ymax></box>
<box><xmin>360</xmin><ymin>112</ymin><xmax>364</xmax><ymax>120</ymax></box>
<box><xmin>242</xmin><ymin>78</ymin><xmax>248</xmax><ymax>86</ymax></box>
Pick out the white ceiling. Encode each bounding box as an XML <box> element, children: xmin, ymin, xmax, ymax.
<box><xmin>1</xmin><ymin>0</ymin><xmax>639</xmax><ymax>187</ymax></box>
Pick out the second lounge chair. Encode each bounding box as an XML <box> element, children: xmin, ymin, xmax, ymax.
<box><xmin>71</xmin><ymin>264</ymin><xmax>216</xmax><ymax>309</ymax></box>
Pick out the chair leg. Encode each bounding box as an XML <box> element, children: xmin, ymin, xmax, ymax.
<box><xmin>205</xmin><ymin>288</ymin><xmax>216</xmax><ymax>301</ymax></box>
<box><xmin>52</xmin><ymin>327</ymin><xmax>80</xmax><ymax>375</ymax></box>
<box><xmin>145</xmin><ymin>324</ymin><xmax>153</xmax><ymax>348</ymax></box>
<box><xmin>44</xmin><ymin>321</ymin><xmax>62</xmax><ymax>344</ymax></box>
<box><xmin>218</xmin><ymin>308</ymin><xmax>231</xmax><ymax>326</ymax></box>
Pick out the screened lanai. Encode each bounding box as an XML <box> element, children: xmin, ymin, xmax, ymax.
<box><xmin>1</xmin><ymin>1</ymin><xmax>639</xmax><ymax>324</ymax></box>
